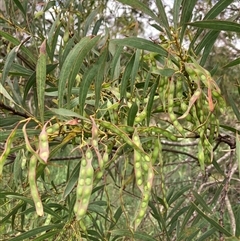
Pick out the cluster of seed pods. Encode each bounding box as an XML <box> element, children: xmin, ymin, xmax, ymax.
<box><xmin>74</xmin><ymin>148</ymin><xmax>94</xmax><ymax>221</ymax></box>
<box><xmin>132</xmin><ymin>131</ymin><xmax>154</xmax><ymax>230</ymax></box>
<box><xmin>182</xmin><ymin>60</ymin><xmax>225</xmax><ymax>168</ymax></box>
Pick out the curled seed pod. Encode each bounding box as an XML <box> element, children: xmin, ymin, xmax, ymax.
<box><xmin>29</xmin><ymin>155</ymin><xmax>44</xmax><ymax>216</ymax></box>
<box><xmin>0</xmin><ymin>122</ymin><xmax>19</xmax><ymax>176</ymax></box>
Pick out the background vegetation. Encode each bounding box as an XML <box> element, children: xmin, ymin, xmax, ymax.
<box><xmin>0</xmin><ymin>0</ymin><xmax>240</xmax><ymax>240</ymax></box>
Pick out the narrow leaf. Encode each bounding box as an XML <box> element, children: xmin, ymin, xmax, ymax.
<box><xmin>0</xmin><ymin>122</ymin><xmax>20</xmax><ymax>176</ymax></box>
<box><xmin>127</xmin><ymin>102</ymin><xmax>138</xmax><ymax>126</ymax></box>
<box><xmin>188</xmin><ymin>20</ymin><xmax>240</xmax><ymax>32</ymax></box>
<box><xmin>8</xmin><ymin>224</ymin><xmax>64</xmax><ymax>241</ymax></box>
<box><xmin>236</xmin><ymin>133</ymin><xmax>240</xmax><ymax>178</ymax></box>
<box><xmin>49</xmin><ymin>108</ymin><xmax>90</xmax><ymax>122</ymax></box>
<box><xmin>120</xmin><ymin>53</ymin><xmax>135</xmax><ymax>99</ymax></box>
<box><xmin>223</xmin><ymin>57</ymin><xmax>240</xmax><ymax>68</ymax></box>
<box><xmin>79</xmin><ymin>60</ymin><xmax>99</xmax><ymax>115</ymax></box>
<box><xmin>111</xmin><ymin>37</ymin><xmax>169</xmax><ymax>58</ymax></box>
<box><xmin>180</xmin><ymin>0</ymin><xmax>198</xmax><ymax>42</ymax></box>
<box><xmin>63</xmin><ymin>162</ymin><xmax>80</xmax><ymax>198</ymax></box>
<box><xmin>192</xmin><ymin>202</ymin><xmax>232</xmax><ymax>237</ymax></box>
<box><xmin>146</xmin><ymin>77</ymin><xmax>159</xmax><ymax>126</ymax></box>
<box><xmin>173</xmin><ymin>0</ymin><xmax>183</xmax><ymax>29</ymax></box>
<box><xmin>36</xmin><ymin>40</ymin><xmax>47</xmax><ymax>123</ymax></box>
<box><xmin>192</xmin><ymin>191</ymin><xmax>212</xmax><ymax>214</ymax></box>
<box><xmin>1</xmin><ymin>46</ymin><xmax>18</xmax><ymax>84</ymax></box>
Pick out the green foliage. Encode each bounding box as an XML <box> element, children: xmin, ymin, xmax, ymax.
<box><xmin>0</xmin><ymin>0</ymin><xmax>240</xmax><ymax>240</ymax></box>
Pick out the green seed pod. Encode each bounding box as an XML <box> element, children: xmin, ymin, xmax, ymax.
<box><xmin>85</xmin><ymin>177</ymin><xmax>92</xmax><ymax>186</ymax></box>
<box><xmin>28</xmin><ymin>155</ymin><xmax>44</xmax><ymax>216</ymax></box>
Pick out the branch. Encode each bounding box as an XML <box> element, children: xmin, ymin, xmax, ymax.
<box><xmin>0</xmin><ymin>102</ymin><xmax>29</xmax><ymax>118</ymax></box>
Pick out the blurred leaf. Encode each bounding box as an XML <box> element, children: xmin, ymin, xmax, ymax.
<box><xmin>192</xmin><ymin>191</ymin><xmax>212</xmax><ymax>214</ymax></box>
<box><xmin>180</xmin><ymin>0</ymin><xmax>198</xmax><ymax>42</ymax></box>
<box><xmin>236</xmin><ymin>133</ymin><xmax>240</xmax><ymax>178</ymax></box>
<box><xmin>8</xmin><ymin>224</ymin><xmax>64</xmax><ymax>241</ymax></box>
<box><xmin>120</xmin><ymin>53</ymin><xmax>135</xmax><ymax>99</ymax></box>
<box><xmin>190</xmin><ymin>0</ymin><xmax>235</xmax><ymax>47</ymax></box>
<box><xmin>223</xmin><ymin>57</ymin><xmax>240</xmax><ymax>68</ymax></box>
<box><xmin>127</xmin><ymin>102</ymin><xmax>138</xmax><ymax>126</ymax></box>
<box><xmin>173</xmin><ymin>0</ymin><xmax>183</xmax><ymax>29</ymax></box>
<box><xmin>130</xmin><ymin>49</ymin><xmax>141</xmax><ymax>94</ymax></box>
<box><xmin>225</xmin><ymin>90</ymin><xmax>240</xmax><ymax>121</ymax></box>
<box><xmin>49</xmin><ymin>108</ymin><xmax>90</xmax><ymax>122</ymax></box>
<box><xmin>168</xmin><ymin>185</ymin><xmax>192</xmax><ymax>206</ymax></box>
<box><xmin>111</xmin><ymin>37</ymin><xmax>172</xmax><ymax>60</ymax></box>
<box><xmin>146</xmin><ymin>77</ymin><xmax>159</xmax><ymax>126</ymax></box>
<box><xmin>192</xmin><ymin>202</ymin><xmax>232</xmax><ymax>237</ymax></box>
<box><xmin>12</xmin><ymin>0</ymin><xmax>26</xmax><ymax>18</ymax></box>
<box><xmin>84</xmin><ymin>8</ymin><xmax>100</xmax><ymax>36</ymax></box>
<box><xmin>188</xmin><ymin>20</ymin><xmax>240</xmax><ymax>32</ymax></box>
<box><xmin>110</xmin><ymin>229</ymin><xmax>157</xmax><ymax>241</ymax></box>
<box><xmin>63</xmin><ymin>162</ymin><xmax>80</xmax><ymax>199</ymax></box>
<box><xmin>197</xmin><ymin>228</ymin><xmax>217</xmax><ymax>241</ymax></box>
<box><xmin>155</xmin><ymin>0</ymin><xmax>171</xmax><ymax>38</ymax></box>
<box><xmin>0</xmin><ymin>31</ymin><xmax>36</xmax><ymax>64</ymax></box>
<box><xmin>198</xmin><ymin>31</ymin><xmax>219</xmax><ymax>66</ymax></box>
<box><xmin>117</xmin><ymin>0</ymin><xmax>163</xmax><ymax>31</ymax></box>
<box><xmin>32</xmin><ymin>230</ymin><xmax>60</xmax><ymax>241</ymax></box>
<box><xmin>1</xmin><ymin>46</ymin><xmax>18</xmax><ymax>84</ymax></box>
<box><xmin>58</xmin><ymin>35</ymin><xmax>100</xmax><ymax>108</ymax></box>
<box><xmin>23</xmin><ymin>63</ymin><xmax>58</xmax><ymax>102</ymax></box>
<box><xmin>94</xmin><ymin>46</ymin><xmax>109</xmax><ymax>109</ymax></box>
<box><xmin>78</xmin><ymin>57</ymin><xmax>101</xmax><ymax>115</ymax></box>
<box><xmin>36</xmin><ymin>40</ymin><xmax>47</xmax><ymax>123</ymax></box>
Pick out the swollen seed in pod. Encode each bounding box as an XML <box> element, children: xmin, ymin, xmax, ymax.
<box><xmin>133</xmin><ymin>135</ymin><xmax>140</xmax><ymax>143</ymax></box>
<box><xmin>95</xmin><ymin>170</ymin><xmax>103</xmax><ymax>180</ymax></box>
<box><xmin>169</xmin><ymin>113</ymin><xmax>177</xmax><ymax>121</ymax></box>
<box><xmin>79</xmin><ymin>179</ymin><xmax>85</xmax><ymax>186</ymax></box>
<box><xmin>40</xmin><ymin>133</ymin><xmax>48</xmax><ymax>142</ymax></box>
<box><xmin>143</xmin><ymin>193</ymin><xmax>149</xmax><ymax>202</ymax></box>
<box><xmin>103</xmin><ymin>152</ymin><xmax>108</xmax><ymax>164</ymax></box>
<box><xmin>86</xmin><ymin>168</ymin><xmax>94</xmax><ymax>177</ymax></box>
<box><xmin>81</xmin><ymin>158</ymin><xmax>87</xmax><ymax>167</ymax></box>
<box><xmin>168</xmin><ymin>98</ymin><xmax>174</xmax><ymax>107</ymax></box>
<box><xmin>137</xmin><ymin>178</ymin><xmax>143</xmax><ymax>186</ymax></box>
<box><xmin>92</xmin><ymin>139</ymin><xmax>98</xmax><ymax>148</ymax></box>
<box><xmin>181</xmin><ymin>102</ymin><xmax>188</xmax><ymax>112</ymax></box>
<box><xmin>168</xmin><ymin>106</ymin><xmax>173</xmax><ymax>113</ymax></box>
<box><xmin>141</xmin><ymin>201</ymin><xmax>148</xmax><ymax>208</ymax></box>
<box><xmin>138</xmin><ymin>209</ymin><xmax>145</xmax><ymax>218</ymax></box>
<box><xmin>135</xmin><ymin>152</ymin><xmax>142</xmax><ymax>162</ymax></box>
<box><xmin>77</xmin><ymin>187</ymin><xmax>83</xmax><ymax>197</ymax></box>
<box><xmin>135</xmin><ymin>170</ymin><xmax>142</xmax><ymax>179</ymax></box>
<box><xmin>77</xmin><ymin>208</ymin><xmax>85</xmax><ymax>217</ymax></box>
<box><xmin>83</xmin><ymin>188</ymin><xmax>91</xmax><ymax>197</ymax></box>
<box><xmin>86</xmin><ymin>149</ymin><xmax>93</xmax><ymax>160</ymax></box>
<box><xmin>142</xmin><ymin>162</ymin><xmax>149</xmax><ymax>172</ymax></box>
<box><xmin>85</xmin><ymin>177</ymin><xmax>92</xmax><ymax>186</ymax></box>
<box><xmin>144</xmin><ymin>156</ymin><xmax>150</xmax><ymax>162</ymax></box>
<box><xmin>173</xmin><ymin>120</ymin><xmax>184</xmax><ymax>132</ymax></box>
<box><xmin>82</xmin><ymin>198</ymin><xmax>89</xmax><ymax>205</ymax></box>
<box><xmin>200</xmin><ymin>75</ymin><xmax>207</xmax><ymax>81</ymax></box>
<box><xmin>135</xmin><ymin>162</ymin><xmax>141</xmax><ymax>168</ymax></box>
<box><xmin>46</xmin><ymin>128</ymin><xmax>53</xmax><ymax>134</ymax></box>
<box><xmin>47</xmin><ymin>123</ymin><xmax>60</xmax><ymax>134</ymax></box>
